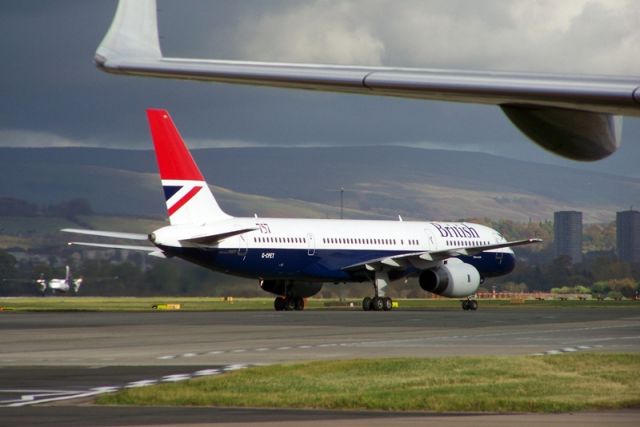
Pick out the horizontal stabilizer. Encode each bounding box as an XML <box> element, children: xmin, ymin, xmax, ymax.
<box><xmin>182</xmin><ymin>227</ymin><xmax>259</xmax><ymax>244</ymax></box>
<box><xmin>67</xmin><ymin>242</ymin><xmax>165</xmax><ymax>258</ymax></box>
<box><xmin>150</xmin><ymin>222</ymin><xmax>258</xmax><ymax>247</ymax></box>
<box><xmin>62</xmin><ymin>229</ymin><xmax>149</xmax><ymax>240</ymax></box>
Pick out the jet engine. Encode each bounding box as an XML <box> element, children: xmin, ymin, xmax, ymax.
<box><xmin>260</xmin><ymin>280</ymin><xmax>323</xmax><ymax>298</ymax></box>
<box><xmin>419</xmin><ymin>260</ymin><xmax>480</xmax><ymax>298</ymax></box>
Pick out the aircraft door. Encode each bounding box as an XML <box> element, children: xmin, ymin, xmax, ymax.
<box><xmin>307</xmin><ymin>233</ymin><xmax>316</xmax><ymax>256</ymax></box>
<box><xmin>424</xmin><ymin>228</ymin><xmax>439</xmax><ymax>251</ymax></box>
<box><xmin>237</xmin><ymin>235</ymin><xmax>248</xmax><ymax>258</ymax></box>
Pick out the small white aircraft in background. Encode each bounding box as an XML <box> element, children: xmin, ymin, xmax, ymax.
<box><xmin>35</xmin><ymin>266</ymin><xmax>83</xmax><ymax>296</ymax></box>
<box><xmin>95</xmin><ymin>0</ymin><xmax>640</xmax><ymax>161</ymax></box>
<box><xmin>63</xmin><ymin>110</ymin><xmax>541</xmax><ymax>312</ymax></box>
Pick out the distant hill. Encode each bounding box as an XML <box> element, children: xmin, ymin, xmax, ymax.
<box><xmin>1</xmin><ymin>146</ymin><xmax>637</xmax><ymax>222</ymax></box>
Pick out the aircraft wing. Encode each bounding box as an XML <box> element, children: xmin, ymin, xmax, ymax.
<box><xmin>342</xmin><ymin>238</ymin><xmax>542</xmax><ymax>273</ymax></box>
<box><xmin>95</xmin><ymin>0</ymin><xmax>640</xmax><ymax>160</ymax></box>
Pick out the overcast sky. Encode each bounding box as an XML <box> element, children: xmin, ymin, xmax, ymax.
<box><xmin>1</xmin><ymin>0</ymin><xmax>639</xmax><ymax>177</ymax></box>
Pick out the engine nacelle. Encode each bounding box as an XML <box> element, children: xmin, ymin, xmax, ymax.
<box><xmin>260</xmin><ymin>280</ymin><xmax>323</xmax><ymax>298</ymax></box>
<box><xmin>419</xmin><ymin>261</ymin><xmax>480</xmax><ymax>298</ymax></box>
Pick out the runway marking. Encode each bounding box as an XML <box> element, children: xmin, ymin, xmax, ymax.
<box><xmin>194</xmin><ymin>369</ymin><xmax>221</xmax><ymax>376</ymax></box>
<box><xmin>146</xmin><ymin>322</ymin><xmax>639</xmax><ymax>362</ymax></box>
<box><xmin>0</xmin><ymin>364</ymin><xmax>249</xmax><ymax>407</ymax></box>
<box><xmin>223</xmin><ymin>364</ymin><xmax>249</xmax><ymax>371</ymax></box>
<box><xmin>531</xmin><ymin>344</ymin><xmax>603</xmax><ymax>356</ymax></box>
<box><xmin>162</xmin><ymin>374</ymin><xmax>191</xmax><ymax>382</ymax></box>
<box><xmin>125</xmin><ymin>380</ymin><xmax>158</xmax><ymax>388</ymax></box>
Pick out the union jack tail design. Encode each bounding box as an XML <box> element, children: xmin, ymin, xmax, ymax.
<box><xmin>146</xmin><ymin>109</ymin><xmax>231</xmax><ymax>225</ymax></box>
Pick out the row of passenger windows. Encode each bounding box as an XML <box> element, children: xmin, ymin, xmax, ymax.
<box><xmin>252</xmin><ymin>236</ymin><xmax>422</xmax><ymax>247</ymax></box>
<box><xmin>255</xmin><ymin>236</ymin><xmax>307</xmax><ymax>244</ymax></box>
<box><xmin>446</xmin><ymin>240</ymin><xmax>491</xmax><ymax>247</ymax></box>
<box><xmin>253</xmin><ymin>237</ymin><xmax>493</xmax><ymax>248</ymax></box>
<box><xmin>322</xmin><ymin>237</ymin><xmax>420</xmax><ymax>246</ymax></box>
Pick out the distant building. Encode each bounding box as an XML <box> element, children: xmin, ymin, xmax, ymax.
<box><xmin>554</xmin><ymin>211</ymin><xmax>583</xmax><ymax>263</ymax></box>
<box><xmin>616</xmin><ymin>210</ymin><xmax>640</xmax><ymax>263</ymax></box>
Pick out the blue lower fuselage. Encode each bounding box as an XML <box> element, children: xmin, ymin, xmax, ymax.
<box><xmin>160</xmin><ymin>246</ymin><xmax>516</xmax><ymax>283</ymax></box>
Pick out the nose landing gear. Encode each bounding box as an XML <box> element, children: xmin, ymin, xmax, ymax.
<box><xmin>462</xmin><ymin>298</ymin><xmax>478</xmax><ymax>311</ymax></box>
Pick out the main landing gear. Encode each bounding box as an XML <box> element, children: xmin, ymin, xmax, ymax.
<box><xmin>362</xmin><ymin>271</ymin><xmax>393</xmax><ymax>311</ymax></box>
<box><xmin>362</xmin><ymin>296</ymin><xmax>393</xmax><ymax>311</ymax></box>
<box><xmin>274</xmin><ymin>296</ymin><xmax>305</xmax><ymax>311</ymax></box>
<box><xmin>461</xmin><ymin>298</ymin><xmax>478</xmax><ymax>311</ymax></box>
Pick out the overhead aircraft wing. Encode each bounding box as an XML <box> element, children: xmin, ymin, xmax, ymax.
<box><xmin>95</xmin><ymin>0</ymin><xmax>640</xmax><ymax>161</ymax></box>
<box><xmin>342</xmin><ymin>238</ymin><xmax>542</xmax><ymax>273</ymax></box>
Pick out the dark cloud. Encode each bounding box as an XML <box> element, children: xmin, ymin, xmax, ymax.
<box><xmin>0</xmin><ymin>0</ymin><xmax>638</xmax><ymax>179</ymax></box>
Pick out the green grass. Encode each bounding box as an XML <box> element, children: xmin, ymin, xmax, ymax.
<box><xmin>96</xmin><ymin>354</ymin><xmax>640</xmax><ymax>413</ymax></box>
<box><xmin>0</xmin><ymin>297</ymin><xmax>637</xmax><ymax>312</ymax></box>
<box><xmin>0</xmin><ymin>297</ymin><xmax>275</xmax><ymax>312</ymax></box>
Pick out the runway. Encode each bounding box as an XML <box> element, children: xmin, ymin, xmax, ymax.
<box><xmin>1</xmin><ymin>307</ymin><xmax>639</xmax><ymax>425</ymax></box>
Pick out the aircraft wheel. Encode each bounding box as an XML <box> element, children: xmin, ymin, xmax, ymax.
<box><xmin>274</xmin><ymin>297</ymin><xmax>286</xmax><ymax>311</ymax></box>
<box><xmin>383</xmin><ymin>297</ymin><xmax>393</xmax><ymax>311</ymax></box>
<box><xmin>294</xmin><ymin>297</ymin><xmax>305</xmax><ymax>311</ymax></box>
<box><xmin>362</xmin><ymin>297</ymin><xmax>372</xmax><ymax>311</ymax></box>
<box><xmin>284</xmin><ymin>297</ymin><xmax>296</xmax><ymax>311</ymax></box>
<box><xmin>470</xmin><ymin>300</ymin><xmax>479</xmax><ymax>311</ymax></box>
<box><xmin>371</xmin><ymin>296</ymin><xmax>384</xmax><ymax>311</ymax></box>
<box><xmin>462</xmin><ymin>300</ymin><xmax>470</xmax><ymax>311</ymax></box>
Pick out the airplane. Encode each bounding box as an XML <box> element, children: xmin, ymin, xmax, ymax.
<box><xmin>37</xmin><ymin>266</ymin><xmax>84</xmax><ymax>296</ymax></box>
<box><xmin>94</xmin><ymin>0</ymin><xmax>640</xmax><ymax>161</ymax></box>
<box><xmin>63</xmin><ymin>109</ymin><xmax>541</xmax><ymax>311</ymax></box>
<box><xmin>7</xmin><ymin>266</ymin><xmax>84</xmax><ymax>296</ymax></box>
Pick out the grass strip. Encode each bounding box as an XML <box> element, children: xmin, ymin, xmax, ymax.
<box><xmin>97</xmin><ymin>353</ymin><xmax>640</xmax><ymax>413</ymax></box>
<box><xmin>1</xmin><ymin>297</ymin><xmax>637</xmax><ymax>312</ymax></box>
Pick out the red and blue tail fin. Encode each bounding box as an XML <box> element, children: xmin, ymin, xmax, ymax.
<box><xmin>146</xmin><ymin>109</ymin><xmax>231</xmax><ymax>225</ymax></box>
